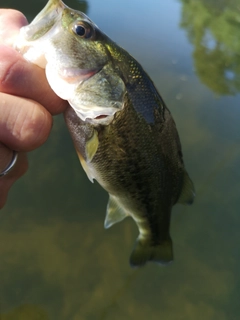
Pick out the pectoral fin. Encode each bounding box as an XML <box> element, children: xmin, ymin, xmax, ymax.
<box><xmin>177</xmin><ymin>170</ymin><xmax>195</xmax><ymax>205</ymax></box>
<box><xmin>85</xmin><ymin>129</ymin><xmax>99</xmax><ymax>162</ymax></box>
<box><xmin>75</xmin><ymin>151</ymin><xmax>94</xmax><ymax>182</ymax></box>
<box><xmin>74</xmin><ymin>129</ymin><xmax>99</xmax><ymax>183</ymax></box>
<box><xmin>104</xmin><ymin>195</ymin><xmax>128</xmax><ymax>229</ymax></box>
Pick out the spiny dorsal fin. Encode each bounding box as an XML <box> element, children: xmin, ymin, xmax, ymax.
<box><xmin>104</xmin><ymin>195</ymin><xmax>128</xmax><ymax>229</ymax></box>
<box><xmin>178</xmin><ymin>170</ymin><xmax>195</xmax><ymax>205</ymax></box>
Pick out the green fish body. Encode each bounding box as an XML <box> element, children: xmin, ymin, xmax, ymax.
<box><xmin>15</xmin><ymin>0</ymin><xmax>195</xmax><ymax>267</ymax></box>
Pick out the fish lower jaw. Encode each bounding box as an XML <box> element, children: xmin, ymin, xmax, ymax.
<box><xmin>15</xmin><ymin>44</ymin><xmax>48</xmax><ymax>69</ymax></box>
<box><xmin>58</xmin><ymin>67</ymin><xmax>102</xmax><ymax>84</ymax></box>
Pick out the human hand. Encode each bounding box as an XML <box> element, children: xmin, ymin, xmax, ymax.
<box><xmin>0</xmin><ymin>9</ymin><xmax>68</xmax><ymax>209</ymax></box>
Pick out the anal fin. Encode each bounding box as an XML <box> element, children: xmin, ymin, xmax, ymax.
<box><xmin>104</xmin><ymin>195</ymin><xmax>128</xmax><ymax>229</ymax></box>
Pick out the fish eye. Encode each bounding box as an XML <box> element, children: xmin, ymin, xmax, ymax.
<box><xmin>73</xmin><ymin>22</ymin><xmax>93</xmax><ymax>39</ymax></box>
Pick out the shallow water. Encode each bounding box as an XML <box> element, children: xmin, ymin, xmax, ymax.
<box><xmin>1</xmin><ymin>0</ymin><xmax>240</xmax><ymax>319</ymax></box>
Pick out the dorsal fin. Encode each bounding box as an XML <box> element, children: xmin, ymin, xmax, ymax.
<box><xmin>177</xmin><ymin>170</ymin><xmax>195</xmax><ymax>205</ymax></box>
<box><xmin>104</xmin><ymin>195</ymin><xmax>128</xmax><ymax>229</ymax></box>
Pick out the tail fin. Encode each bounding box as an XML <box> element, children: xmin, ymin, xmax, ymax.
<box><xmin>129</xmin><ymin>238</ymin><xmax>173</xmax><ymax>267</ymax></box>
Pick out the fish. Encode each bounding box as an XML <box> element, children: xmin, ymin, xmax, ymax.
<box><xmin>15</xmin><ymin>0</ymin><xmax>195</xmax><ymax>267</ymax></box>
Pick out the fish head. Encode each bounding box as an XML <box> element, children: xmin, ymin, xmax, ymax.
<box><xmin>15</xmin><ymin>0</ymin><xmax>125</xmax><ymax>124</ymax></box>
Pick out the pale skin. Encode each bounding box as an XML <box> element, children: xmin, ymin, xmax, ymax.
<box><xmin>0</xmin><ymin>9</ymin><xmax>68</xmax><ymax>209</ymax></box>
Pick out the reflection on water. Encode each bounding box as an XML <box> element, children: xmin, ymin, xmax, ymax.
<box><xmin>180</xmin><ymin>0</ymin><xmax>240</xmax><ymax>95</ymax></box>
<box><xmin>0</xmin><ymin>0</ymin><xmax>240</xmax><ymax>319</ymax></box>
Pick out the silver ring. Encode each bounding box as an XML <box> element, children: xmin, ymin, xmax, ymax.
<box><xmin>0</xmin><ymin>151</ymin><xmax>18</xmax><ymax>177</ymax></box>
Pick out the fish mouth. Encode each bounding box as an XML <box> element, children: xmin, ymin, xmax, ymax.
<box><xmin>18</xmin><ymin>1</ymin><xmax>65</xmax><ymax>42</ymax></box>
<box><xmin>14</xmin><ymin>0</ymin><xmax>124</xmax><ymax>126</ymax></box>
<box><xmin>58</xmin><ymin>66</ymin><xmax>102</xmax><ymax>84</ymax></box>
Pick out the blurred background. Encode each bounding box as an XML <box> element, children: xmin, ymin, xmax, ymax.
<box><xmin>0</xmin><ymin>0</ymin><xmax>240</xmax><ymax>319</ymax></box>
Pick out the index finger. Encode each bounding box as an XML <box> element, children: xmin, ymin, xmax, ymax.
<box><xmin>0</xmin><ymin>9</ymin><xmax>68</xmax><ymax>115</ymax></box>
<box><xmin>0</xmin><ymin>9</ymin><xmax>28</xmax><ymax>45</ymax></box>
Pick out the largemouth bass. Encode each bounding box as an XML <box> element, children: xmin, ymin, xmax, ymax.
<box><xmin>15</xmin><ymin>0</ymin><xmax>195</xmax><ymax>267</ymax></box>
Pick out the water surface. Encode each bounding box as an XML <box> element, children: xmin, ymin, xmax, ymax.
<box><xmin>1</xmin><ymin>0</ymin><xmax>240</xmax><ymax>319</ymax></box>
